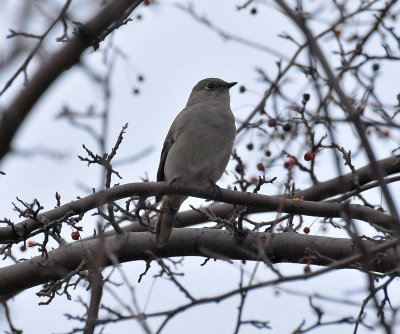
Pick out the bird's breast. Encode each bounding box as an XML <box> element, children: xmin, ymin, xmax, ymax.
<box><xmin>164</xmin><ymin>111</ymin><xmax>235</xmax><ymax>185</ymax></box>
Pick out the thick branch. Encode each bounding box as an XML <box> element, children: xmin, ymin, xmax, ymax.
<box><xmin>1</xmin><ymin>177</ymin><xmax>396</xmax><ymax>243</ymax></box>
<box><xmin>0</xmin><ymin>0</ymin><xmax>143</xmax><ymax>162</ymax></box>
<box><xmin>165</xmin><ymin>154</ymin><xmax>400</xmax><ymax>230</ymax></box>
<box><xmin>0</xmin><ymin>229</ymin><xmax>398</xmax><ymax>299</ymax></box>
<box><xmin>294</xmin><ymin>155</ymin><xmax>400</xmax><ymax>201</ymax></box>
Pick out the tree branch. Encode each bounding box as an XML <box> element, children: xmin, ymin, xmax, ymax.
<box><xmin>275</xmin><ymin>0</ymin><xmax>400</xmax><ymax>226</ymax></box>
<box><xmin>0</xmin><ymin>229</ymin><xmax>398</xmax><ymax>299</ymax></box>
<box><xmin>1</xmin><ymin>172</ymin><xmax>397</xmax><ymax>244</ymax></box>
<box><xmin>0</xmin><ymin>0</ymin><xmax>143</xmax><ymax>162</ymax></box>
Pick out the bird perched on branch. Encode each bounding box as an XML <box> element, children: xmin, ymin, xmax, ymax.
<box><xmin>155</xmin><ymin>78</ymin><xmax>237</xmax><ymax>246</ymax></box>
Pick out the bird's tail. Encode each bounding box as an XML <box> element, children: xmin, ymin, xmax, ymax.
<box><xmin>155</xmin><ymin>207</ymin><xmax>176</xmax><ymax>246</ymax></box>
<box><xmin>155</xmin><ymin>195</ymin><xmax>186</xmax><ymax>246</ymax></box>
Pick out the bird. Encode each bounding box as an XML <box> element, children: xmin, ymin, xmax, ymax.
<box><xmin>155</xmin><ymin>78</ymin><xmax>237</xmax><ymax>246</ymax></box>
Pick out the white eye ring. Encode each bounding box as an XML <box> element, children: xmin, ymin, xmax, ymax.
<box><xmin>206</xmin><ymin>83</ymin><xmax>215</xmax><ymax>90</ymax></box>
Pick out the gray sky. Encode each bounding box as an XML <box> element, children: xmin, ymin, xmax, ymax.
<box><xmin>1</xmin><ymin>1</ymin><xmax>399</xmax><ymax>333</ymax></box>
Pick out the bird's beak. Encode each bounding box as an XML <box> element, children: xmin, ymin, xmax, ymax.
<box><xmin>226</xmin><ymin>82</ymin><xmax>238</xmax><ymax>89</ymax></box>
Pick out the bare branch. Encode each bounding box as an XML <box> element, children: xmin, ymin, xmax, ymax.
<box><xmin>0</xmin><ymin>0</ymin><xmax>143</xmax><ymax>163</ymax></box>
<box><xmin>0</xmin><ymin>229</ymin><xmax>398</xmax><ymax>299</ymax></box>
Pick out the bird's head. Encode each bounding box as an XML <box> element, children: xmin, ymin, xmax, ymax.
<box><xmin>187</xmin><ymin>78</ymin><xmax>237</xmax><ymax>106</ymax></box>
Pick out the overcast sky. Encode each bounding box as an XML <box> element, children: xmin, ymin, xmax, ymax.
<box><xmin>1</xmin><ymin>1</ymin><xmax>400</xmax><ymax>333</ymax></box>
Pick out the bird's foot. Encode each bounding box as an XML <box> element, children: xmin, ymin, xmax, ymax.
<box><xmin>207</xmin><ymin>179</ymin><xmax>221</xmax><ymax>201</ymax></box>
<box><xmin>234</xmin><ymin>227</ymin><xmax>248</xmax><ymax>244</ymax></box>
<box><xmin>170</xmin><ymin>177</ymin><xmax>185</xmax><ymax>192</ymax></box>
<box><xmin>282</xmin><ymin>225</ymin><xmax>296</xmax><ymax>233</ymax></box>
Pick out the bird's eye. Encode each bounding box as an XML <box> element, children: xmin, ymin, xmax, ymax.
<box><xmin>206</xmin><ymin>83</ymin><xmax>215</xmax><ymax>90</ymax></box>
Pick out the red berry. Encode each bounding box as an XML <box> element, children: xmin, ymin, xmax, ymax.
<box><xmin>71</xmin><ymin>231</ymin><xmax>80</xmax><ymax>240</ymax></box>
<box><xmin>304</xmin><ymin>264</ymin><xmax>311</xmax><ymax>273</ymax></box>
<box><xmin>334</xmin><ymin>29</ymin><xmax>342</xmax><ymax>36</ymax></box>
<box><xmin>303</xmin><ymin>227</ymin><xmax>310</xmax><ymax>234</ymax></box>
<box><xmin>268</xmin><ymin>119</ymin><xmax>277</xmax><ymax>127</ymax></box>
<box><xmin>304</xmin><ymin>152</ymin><xmax>313</xmax><ymax>161</ymax></box>
<box><xmin>144</xmin><ymin>0</ymin><xmax>150</xmax><ymax>5</ymax></box>
<box><xmin>28</xmin><ymin>241</ymin><xmax>35</xmax><ymax>247</ymax></box>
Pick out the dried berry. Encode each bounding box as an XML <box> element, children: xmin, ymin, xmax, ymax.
<box><xmin>257</xmin><ymin>162</ymin><xmax>265</xmax><ymax>172</ymax></box>
<box><xmin>235</xmin><ymin>163</ymin><xmax>245</xmax><ymax>173</ymax></box>
<box><xmin>303</xmin><ymin>227</ymin><xmax>310</xmax><ymax>234</ymax></box>
<box><xmin>246</xmin><ymin>143</ymin><xmax>254</xmax><ymax>150</ymax></box>
<box><xmin>268</xmin><ymin>118</ymin><xmax>277</xmax><ymax>127</ymax></box>
<box><xmin>283</xmin><ymin>123</ymin><xmax>291</xmax><ymax>132</ymax></box>
<box><xmin>250</xmin><ymin>176</ymin><xmax>258</xmax><ymax>184</ymax></box>
<box><xmin>239</xmin><ymin>85</ymin><xmax>246</xmax><ymax>93</ymax></box>
<box><xmin>284</xmin><ymin>158</ymin><xmax>295</xmax><ymax>168</ymax></box>
<box><xmin>304</xmin><ymin>151</ymin><xmax>313</xmax><ymax>161</ymax></box>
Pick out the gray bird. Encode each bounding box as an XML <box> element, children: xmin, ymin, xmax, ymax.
<box><xmin>155</xmin><ymin>78</ymin><xmax>237</xmax><ymax>246</ymax></box>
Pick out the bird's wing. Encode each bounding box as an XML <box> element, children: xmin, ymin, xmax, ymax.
<box><xmin>156</xmin><ymin>133</ymin><xmax>175</xmax><ymax>202</ymax></box>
